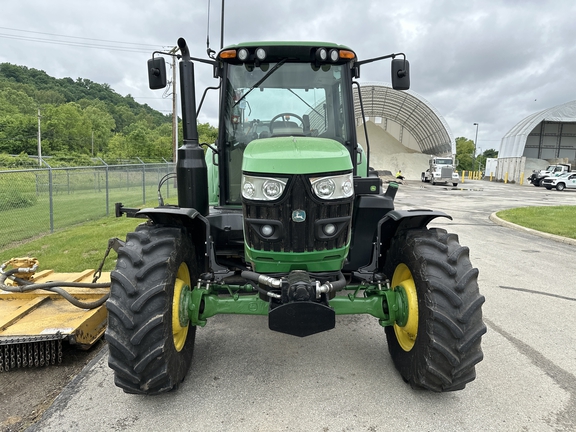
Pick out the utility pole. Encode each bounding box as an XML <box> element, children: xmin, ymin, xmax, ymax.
<box><xmin>37</xmin><ymin>107</ymin><xmax>42</xmax><ymax>166</ymax></box>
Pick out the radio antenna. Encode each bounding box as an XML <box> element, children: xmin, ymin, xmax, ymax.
<box><xmin>220</xmin><ymin>0</ymin><xmax>225</xmax><ymax>49</ymax></box>
<box><xmin>206</xmin><ymin>0</ymin><xmax>215</xmax><ymax>58</ymax></box>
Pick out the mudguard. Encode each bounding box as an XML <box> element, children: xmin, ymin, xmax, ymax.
<box><xmin>353</xmin><ymin>209</ymin><xmax>452</xmax><ymax>280</ymax></box>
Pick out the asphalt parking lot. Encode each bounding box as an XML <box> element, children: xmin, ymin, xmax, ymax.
<box><xmin>21</xmin><ymin>180</ymin><xmax>576</xmax><ymax>431</ymax></box>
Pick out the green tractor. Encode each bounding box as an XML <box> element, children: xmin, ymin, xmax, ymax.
<box><xmin>106</xmin><ymin>38</ymin><xmax>486</xmax><ymax>395</ymax></box>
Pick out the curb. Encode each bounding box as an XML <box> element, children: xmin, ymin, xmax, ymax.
<box><xmin>489</xmin><ymin>212</ymin><xmax>576</xmax><ymax>246</ymax></box>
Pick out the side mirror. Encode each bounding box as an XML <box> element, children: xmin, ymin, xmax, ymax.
<box><xmin>391</xmin><ymin>58</ymin><xmax>410</xmax><ymax>90</ymax></box>
<box><xmin>148</xmin><ymin>57</ymin><xmax>167</xmax><ymax>90</ymax></box>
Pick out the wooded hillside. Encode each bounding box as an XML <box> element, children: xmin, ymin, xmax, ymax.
<box><xmin>0</xmin><ymin>63</ymin><xmax>217</xmax><ymax>166</ymax></box>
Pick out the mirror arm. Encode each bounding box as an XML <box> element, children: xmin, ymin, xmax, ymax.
<box><xmin>355</xmin><ymin>52</ymin><xmax>405</xmax><ymax>67</ymax></box>
<box><xmin>151</xmin><ymin>50</ymin><xmax>217</xmax><ymax>67</ymax></box>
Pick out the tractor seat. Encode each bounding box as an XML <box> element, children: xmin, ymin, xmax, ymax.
<box><xmin>270</xmin><ymin>120</ymin><xmax>303</xmax><ymax>135</ymax></box>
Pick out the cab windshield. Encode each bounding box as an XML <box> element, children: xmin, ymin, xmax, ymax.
<box><xmin>221</xmin><ymin>62</ymin><xmax>352</xmax><ymax>204</ymax></box>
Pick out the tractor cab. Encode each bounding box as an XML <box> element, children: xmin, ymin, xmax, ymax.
<box><xmin>214</xmin><ymin>43</ymin><xmax>360</xmax><ymax>206</ymax></box>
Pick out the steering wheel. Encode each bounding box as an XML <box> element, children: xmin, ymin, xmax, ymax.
<box><xmin>269</xmin><ymin>112</ymin><xmax>305</xmax><ymax>134</ymax></box>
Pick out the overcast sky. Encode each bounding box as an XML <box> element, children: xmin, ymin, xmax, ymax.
<box><xmin>1</xmin><ymin>0</ymin><xmax>575</xmax><ymax>153</ymax></box>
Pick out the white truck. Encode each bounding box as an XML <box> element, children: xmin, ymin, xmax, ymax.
<box><xmin>528</xmin><ymin>163</ymin><xmax>572</xmax><ymax>187</ymax></box>
<box><xmin>541</xmin><ymin>172</ymin><xmax>576</xmax><ymax>191</ymax></box>
<box><xmin>421</xmin><ymin>156</ymin><xmax>459</xmax><ymax>186</ymax></box>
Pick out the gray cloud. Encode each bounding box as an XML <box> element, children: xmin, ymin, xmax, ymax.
<box><xmin>1</xmin><ymin>0</ymin><xmax>575</xmax><ymax>151</ymax></box>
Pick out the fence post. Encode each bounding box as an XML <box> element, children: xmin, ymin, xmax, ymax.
<box><xmin>137</xmin><ymin>157</ymin><xmax>146</xmax><ymax>204</ymax></box>
<box><xmin>163</xmin><ymin>158</ymin><xmax>172</xmax><ymax>199</ymax></box>
<box><xmin>41</xmin><ymin>159</ymin><xmax>54</xmax><ymax>233</ymax></box>
<box><xmin>98</xmin><ymin>158</ymin><xmax>110</xmax><ymax>216</ymax></box>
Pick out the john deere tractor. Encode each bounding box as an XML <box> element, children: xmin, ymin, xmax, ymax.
<box><xmin>106</xmin><ymin>38</ymin><xmax>486</xmax><ymax>395</ymax></box>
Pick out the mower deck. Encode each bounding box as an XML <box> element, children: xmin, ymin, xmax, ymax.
<box><xmin>0</xmin><ymin>269</ymin><xmax>109</xmax><ymax>372</ymax></box>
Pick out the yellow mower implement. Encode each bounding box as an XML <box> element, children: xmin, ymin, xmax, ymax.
<box><xmin>0</xmin><ymin>259</ymin><xmax>110</xmax><ymax>372</ymax></box>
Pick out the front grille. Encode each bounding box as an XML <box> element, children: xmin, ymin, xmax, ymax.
<box><xmin>243</xmin><ymin>175</ymin><xmax>352</xmax><ymax>253</ymax></box>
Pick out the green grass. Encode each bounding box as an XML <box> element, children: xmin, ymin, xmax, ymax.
<box><xmin>0</xmin><ymin>211</ymin><xmax>145</xmax><ymax>273</ymax></box>
<box><xmin>0</xmin><ymin>167</ymin><xmax>177</xmax><ymax>248</ymax></box>
<box><xmin>0</xmin><ymin>185</ymin><xmax>178</xmax><ymax>249</ymax></box>
<box><xmin>497</xmin><ymin>206</ymin><xmax>576</xmax><ymax>239</ymax></box>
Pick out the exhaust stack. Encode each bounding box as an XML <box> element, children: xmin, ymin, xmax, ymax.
<box><xmin>176</xmin><ymin>38</ymin><xmax>209</xmax><ymax>215</ymax></box>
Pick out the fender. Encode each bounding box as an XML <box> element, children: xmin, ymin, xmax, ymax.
<box><xmin>353</xmin><ymin>209</ymin><xmax>452</xmax><ymax>280</ymax></box>
<box><xmin>127</xmin><ymin>207</ymin><xmax>234</xmax><ymax>280</ymax></box>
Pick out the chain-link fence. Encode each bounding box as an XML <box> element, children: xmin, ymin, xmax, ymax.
<box><xmin>0</xmin><ymin>162</ymin><xmax>176</xmax><ymax>249</ymax></box>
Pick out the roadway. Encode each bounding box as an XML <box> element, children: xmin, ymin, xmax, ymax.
<box><xmin>30</xmin><ymin>180</ymin><xmax>576</xmax><ymax>432</ymax></box>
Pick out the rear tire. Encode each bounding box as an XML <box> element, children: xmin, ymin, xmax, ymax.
<box><xmin>106</xmin><ymin>224</ymin><xmax>198</xmax><ymax>394</ymax></box>
<box><xmin>384</xmin><ymin>228</ymin><xmax>486</xmax><ymax>392</ymax></box>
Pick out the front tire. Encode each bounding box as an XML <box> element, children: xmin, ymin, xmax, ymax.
<box><xmin>106</xmin><ymin>224</ymin><xmax>198</xmax><ymax>394</ymax></box>
<box><xmin>384</xmin><ymin>228</ymin><xmax>486</xmax><ymax>392</ymax></box>
<box><xmin>556</xmin><ymin>183</ymin><xmax>565</xmax><ymax>191</ymax></box>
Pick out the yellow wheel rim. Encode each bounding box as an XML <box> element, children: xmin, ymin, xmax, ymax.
<box><xmin>172</xmin><ymin>262</ymin><xmax>191</xmax><ymax>352</ymax></box>
<box><xmin>392</xmin><ymin>263</ymin><xmax>419</xmax><ymax>352</ymax></box>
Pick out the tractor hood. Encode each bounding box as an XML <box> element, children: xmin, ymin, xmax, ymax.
<box><xmin>242</xmin><ymin>137</ymin><xmax>352</xmax><ymax>175</ymax></box>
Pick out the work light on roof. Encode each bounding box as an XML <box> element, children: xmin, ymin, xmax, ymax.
<box><xmin>329</xmin><ymin>49</ymin><xmax>339</xmax><ymax>62</ymax></box>
<box><xmin>238</xmin><ymin>48</ymin><xmax>249</xmax><ymax>61</ymax></box>
<box><xmin>316</xmin><ymin>48</ymin><xmax>328</xmax><ymax>61</ymax></box>
<box><xmin>256</xmin><ymin>48</ymin><xmax>267</xmax><ymax>60</ymax></box>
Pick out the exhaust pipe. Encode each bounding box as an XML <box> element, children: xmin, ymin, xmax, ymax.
<box><xmin>176</xmin><ymin>37</ymin><xmax>209</xmax><ymax>215</ymax></box>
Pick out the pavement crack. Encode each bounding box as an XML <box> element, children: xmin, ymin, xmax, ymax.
<box><xmin>484</xmin><ymin>317</ymin><xmax>576</xmax><ymax>430</ymax></box>
<box><xmin>499</xmin><ymin>285</ymin><xmax>576</xmax><ymax>302</ymax></box>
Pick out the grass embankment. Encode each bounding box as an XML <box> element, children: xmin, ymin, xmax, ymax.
<box><xmin>1</xmin><ymin>213</ymin><xmax>143</xmax><ymax>273</ymax></box>
<box><xmin>497</xmin><ymin>206</ymin><xmax>576</xmax><ymax>240</ymax></box>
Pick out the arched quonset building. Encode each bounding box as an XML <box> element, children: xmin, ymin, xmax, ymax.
<box><xmin>353</xmin><ymin>83</ymin><xmax>454</xmax><ymax>156</ymax></box>
<box><xmin>499</xmin><ymin>100</ymin><xmax>576</xmax><ymax>164</ymax></box>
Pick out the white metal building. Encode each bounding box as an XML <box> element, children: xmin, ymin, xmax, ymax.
<box><xmin>353</xmin><ymin>83</ymin><xmax>454</xmax><ymax>156</ymax></box>
<box><xmin>499</xmin><ymin>100</ymin><xmax>576</xmax><ymax>163</ymax></box>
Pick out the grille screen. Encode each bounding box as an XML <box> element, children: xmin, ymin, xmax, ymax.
<box><xmin>244</xmin><ymin>175</ymin><xmax>352</xmax><ymax>253</ymax></box>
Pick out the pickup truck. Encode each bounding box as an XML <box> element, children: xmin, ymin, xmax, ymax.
<box><xmin>541</xmin><ymin>172</ymin><xmax>576</xmax><ymax>191</ymax></box>
<box><xmin>528</xmin><ymin>163</ymin><xmax>572</xmax><ymax>186</ymax></box>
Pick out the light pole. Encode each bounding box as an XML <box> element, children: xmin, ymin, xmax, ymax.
<box><xmin>473</xmin><ymin>122</ymin><xmax>479</xmax><ymax>171</ymax></box>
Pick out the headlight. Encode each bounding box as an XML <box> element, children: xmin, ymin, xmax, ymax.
<box><xmin>242</xmin><ymin>175</ymin><xmax>287</xmax><ymax>201</ymax></box>
<box><xmin>310</xmin><ymin>173</ymin><xmax>354</xmax><ymax>200</ymax></box>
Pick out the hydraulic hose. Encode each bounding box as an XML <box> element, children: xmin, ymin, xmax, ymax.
<box><xmin>317</xmin><ymin>272</ymin><xmax>347</xmax><ymax>295</ymax></box>
<box><xmin>1</xmin><ymin>269</ymin><xmax>111</xmax><ymax>310</ymax></box>
<box><xmin>240</xmin><ymin>271</ymin><xmax>282</xmax><ymax>299</ymax></box>
<box><xmin>241</xmin><ymin>271</ymin><xmax>282</xmax><ymax>289</ymax></box>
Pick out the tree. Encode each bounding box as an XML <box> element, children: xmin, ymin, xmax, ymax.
<box><xmin>0</xmin><ymin>89</ymin><xmax>38</xmax><ymax>154</ymax></box>
<box><xmin>43</xmin><ymin>103</ymin><xmax>91</xmax><ymax>153</ymax></box>
<box><xmin>198</xmin><ymin>122</ymin><xmax>218</xmax><ymax>144</ymax></box>
<box><xmin>83</xmin><ymin>105</ymin><xmax>116</xmax><ymax>154</ymax></box>
<box><xmin>455</xmin><ymin>137</ymin><xmax>475</xmax><ymax>171</ymax></box>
